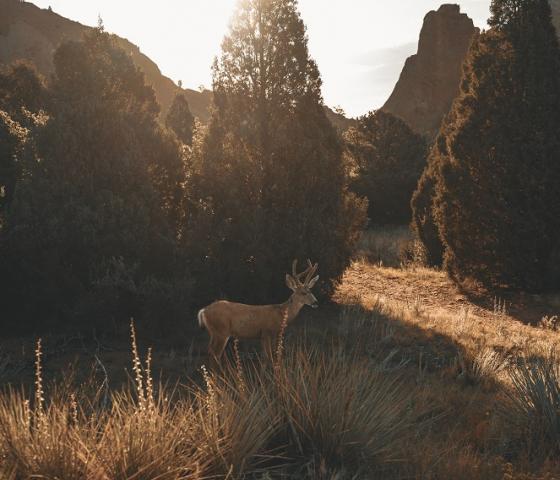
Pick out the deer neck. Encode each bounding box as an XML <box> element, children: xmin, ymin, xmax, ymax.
<box><xmin>282</xmin><ymin>294</ymin><xmax>305</xmax><ymax>325</ymax></box>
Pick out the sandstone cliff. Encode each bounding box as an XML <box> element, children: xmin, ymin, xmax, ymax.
<box><xmin>382</xmin><ymin>4</ymin><xmax>478</xmax><ymax>139</ymax></box>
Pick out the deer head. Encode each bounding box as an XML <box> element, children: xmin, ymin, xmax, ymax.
<box><xmin>285</xmin><ymin>259</ymin><xmax>319</xmax><ymax>308</ymax></box>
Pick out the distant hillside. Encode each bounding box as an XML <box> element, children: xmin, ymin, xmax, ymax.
<box><xmin>0</xmin><ymin>0</ymin><xmax>209</xmax><ymax>121</ymax></box>
<box><xmin>0</xmin><ymin>0</ymin><xmax>352</xmax><ymax>130</ymax></box>
<box><xmin>382</xmin><ymin>4</ymin><xmax>478</xmax><ymax>139</ymax></box>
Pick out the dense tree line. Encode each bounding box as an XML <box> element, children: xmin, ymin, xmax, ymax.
<box><xmin>4</xmin><ymin>0</ymin><xmax>558</xmax><ymax>337</ymax></box>
<box><xmin>0</xmin><ymin>29</ymin><xmax>193</xmax><ymax>333</ymax></box>
<box><xmin>345</xmin><ymin>110</ymin><xmax>426</xmax><ymax>226</ymax></box>
<box><xmin>0</xmin><ymin>2</ymin><xmax>366</xmax><ymax>334</ymax></box>
<box><xmin>412</xmin><ymin>0</ymin><xmax>560</xmax><ymax>291</ymax></box>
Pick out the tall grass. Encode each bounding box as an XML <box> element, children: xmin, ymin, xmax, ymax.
<box><xmin>498</xmin><ymin>353</ymin><xmax>560</xmax><ymax>459</ymax></box>
<box><xmin>0</xmin><ymin>324</ymin><xmax>420</xmax><ymax>479</ymax></box>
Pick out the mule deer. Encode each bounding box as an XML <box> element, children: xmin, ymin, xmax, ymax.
<box><xmin>198</xmin><ymin>260</ymin><xmax>319</xmax><ymax>361</ymax></box>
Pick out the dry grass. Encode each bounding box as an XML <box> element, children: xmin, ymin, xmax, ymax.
<box><xmin>2</xmin><ymin>227</ymin><xmax>560</xmax><ymax>478</ymax></box>
<box><xmin>354</xmin><ymin>225</ymin><xmax>414</xmax><ymax>267</ymax></box>
<box><xmin>0</xmin><ymin>323</ymin><xmax>426</xmax><ymax>479</ymax></box>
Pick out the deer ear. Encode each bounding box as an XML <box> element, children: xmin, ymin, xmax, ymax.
<box><xmin>286</xmin><ymin>274</ymin><xmax>297</xmax><ymax>291</ymax></box>
<box><xmin>307</xmin><ymin>275</ymin><xmax>319</xmax><ymax>289</ymax></box>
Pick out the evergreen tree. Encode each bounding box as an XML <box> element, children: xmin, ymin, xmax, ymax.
<box><xmin>186</xmin><ymin>0</ymin><xmax>366</xmax><ymax>302</ymax></box>
<box><xmin>0</xmin><ymin>63</ymin><xmax>47</xmax><ymax>216</ymax></box>
<box><xmin>166</xmin><ymin>93</ymin><xmax>195</xmax><ymax>145</ymax></box>
<box><xmin>345</xmin><ymin>110</ymin><xmax>427</xmax><ymax>225</ymax></box>
<box><xmin>410</xmin><ymin>162</ymin><xmax>444</xmax><ymax>267</ymax></box>
<box><xmin>0</xmin><ymin>62</ymin><xmax>47</xmax><ymax>125</ymax></box>
<box><xmin>430</xmin><ymin>0</ymin><xmax>560</xmax><ymax>290</ymax></box>
<box><xmin>0</xmin><ymin>111</ymin><xmax>26</xmax><ymax>216</ymax></box>
<box><xmin>0</xmin><ymin>28</ymin><xmax>190</xmax><ymax>332</ymax></box>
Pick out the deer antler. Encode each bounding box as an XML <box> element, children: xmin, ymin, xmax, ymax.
<box><xmin>303</xmin><ymin>259</ymin><xmax>318</xmax><ymax>286</ymax></box>
<box><xmin>291</xmin><ymin>259</ymin><xmax>318</xmax><ymax>287</ymax></box>
<box><xmin>291</xmin><ymin>259</ymin><xmax>307</xmax><ymax>286</ymax></box>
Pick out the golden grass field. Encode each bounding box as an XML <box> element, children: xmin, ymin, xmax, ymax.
<box><xmin>1</xmin><ymin>228</ymin><xmax>560</xmax><ymax>479</ymax></box>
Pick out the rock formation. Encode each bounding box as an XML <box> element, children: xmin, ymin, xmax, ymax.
<box><xmin>382</xmin><ymin>4</ymin><xmax>478</xmax><ymax>139</ymax></box>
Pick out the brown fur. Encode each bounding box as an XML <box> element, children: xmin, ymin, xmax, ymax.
<box><xmin>199</xmin><ymin>283</ymin><xmax>318</xmax><ymax>360</ymax></box>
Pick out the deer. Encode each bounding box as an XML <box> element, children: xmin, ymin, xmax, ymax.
<box><xmin>197</xmin><ymin>259</ymin><xmax>319</xmax><ymax>361</ymax></box>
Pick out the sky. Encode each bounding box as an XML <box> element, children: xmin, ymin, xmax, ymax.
<box><xmin>32</xmin><ymin>0</ymin><xmax>492</xmax><ymax>117</ymax></box>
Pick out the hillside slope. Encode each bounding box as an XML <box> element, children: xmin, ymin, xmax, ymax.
<box><xmin>0</xmin><ymin>0</ymin><xmax>353</xmax><ymax>129</ymax></box>
<box><xmin>0</xmin><ymin>0</ymin><xmax>212</xmax><ymax>121</ymax></box>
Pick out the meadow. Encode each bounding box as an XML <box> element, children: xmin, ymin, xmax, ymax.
<box><xmin>1</xmin><ymin>227</ymin><xmax>559</xmax><ymax>479</ymax></box>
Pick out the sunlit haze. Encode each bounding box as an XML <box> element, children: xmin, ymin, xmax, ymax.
<box><xmin>31</xmin><ymin>0</ymin><xmax>491</xmax><ymax>117</ymax></box>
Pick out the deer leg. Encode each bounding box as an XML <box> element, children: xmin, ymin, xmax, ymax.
<box><xmin>209</xmin><ymin>336</ymin><xmax>229</xmax><ymax>362</ymax></box>
<box><xmin>261</xmin><ymin>334</ymin><xmax>274</xmax><ymax>362</ymax></box>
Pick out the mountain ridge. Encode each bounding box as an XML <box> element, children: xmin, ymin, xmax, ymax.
<box><xmin>0</xmin><ymin>0</ymin><xmax>352</xmax><ymax>130</ymax></box>
<box><xmin>0</xmin><ymin>0</ymin><xmax>215</xmax><ymax>122</ymax></box>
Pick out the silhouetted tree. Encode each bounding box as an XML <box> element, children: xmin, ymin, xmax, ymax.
<box><xmin>0</xmin><ymin>63</ymin><xmax>46</xmax><ymax>218</ymax></box>
<box><xmin>410</xmin><ymin>161</ymin><xmax>444</xmax><ymax>267</ymax></box>
<box><xmin>0</xmin><ymin>111</ymin><xmax>25</xmax><ymax>216</ymax></box>
<box><xmin>185</xmin><ymin>0</ymin><xmax>366</xmax><ymax>302</ymax></box>
<box><xmin>166</xmin><ymin>93</ymin><xmax>195</xmax><ymax>145</ymax></box>
<box><xmin>345</xmin><ymin>110</ymin><xmax>427</xmax><ymax>225</ymax></box>
<box><xmin>0</xmin><ymin>28</ymin><xmax>191</xmax><ymax>332</ymax></box>
<box><xmin>0</xmin><ymin>62</ymin><xmax>47</xmax><ymax>124</ymax></box>
<box><xmin>430</xmin><ymin>0</ymin><xmax>560</xmax><ymax>290</ymax></box>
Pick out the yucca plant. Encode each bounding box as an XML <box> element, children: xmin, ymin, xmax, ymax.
<box><xmin>191</xmin><ymin>362</ymin><xmax>280</xmax><ymax>477</ymax></box>
<box><xmin>499</xmin><ymin>354</ymin><xmax>560</xmax><ymax>458</ymax></box>
<box><xmin>267</xmin><ymin>345</ymin><xmax>418</xmax><ymax>476</ymax></box>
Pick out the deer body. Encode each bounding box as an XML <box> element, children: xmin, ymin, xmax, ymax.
<box><xmin>198</xmin><ymin>260</ymin><xmax>319</xmax><ymax>360</ymax></box>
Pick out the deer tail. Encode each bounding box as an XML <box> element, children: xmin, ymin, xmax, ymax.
<box><xmin>197</xmin><ymin>308</ymin><xmax>207</xmax><ymax>329</ymax></box>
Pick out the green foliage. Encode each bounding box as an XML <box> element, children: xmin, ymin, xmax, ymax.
<box><xmin>0</xmin><ymin>63</ymin><xmax>46</xmax><ymax>218</ymax></box>
<box><xmin>0</xmin><ymin>62</ymin><xmax>47</xmax><ymax>125</ymax></box>
<box><xmin>410</xmin><ymin>159</ymin><xmax>444</xmax><ymax>267</ymax></box>
<box><xmin>0</xmin><ymin>28</ymin><xmax>192</xmax><ymax>333</ymax></box>
<box><xmin>166</xmin><ymin>92</ymin><xmax>195</xmax><ymax>145</ymax></box>
<box><xmin>345</xmin><ymin>110</ymin><xmax>427</xmax><ymax>225</ymax></box>
<box><xmin>185</xmin><ymin>0</ymin><xmax>366</xmax><ymax>303</ymax></box>
<box><xmin>426</xmin><ymin>0</ymin><xmax>560</xmax><ymax>290</ymax></box>
<box><xmin>0</xmin><ymin>110</ymin><xmax>26</xmax><ymax>216</ymax></box>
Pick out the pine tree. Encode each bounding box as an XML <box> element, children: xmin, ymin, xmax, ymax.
<box><xmin>0</xmin><ymin>63</ymin><xmax>46</xmax><ymax>216</ymax></box>
<box><xmin>345</xmin><ymin>110</ymin><xmax>427</xmax><ymax>225</ymax></box>
<box><xmin>166</xmin><ymin>93</ymin><xmax>195</xmax><ymax>145</ymax></box>
<box><xmin>430</xmin><ymin>0</ymin><xmax>560</xmax><ymax>291</ymax></box>
<box><xmin>186</xmin><ymin>0</ymin><xmax>366</xmax><ymax>302</ymax></box>
<box><xmin>410</xmin><ymin>161</ymin><xmax>444</xmax><ymax>267</ymax></box>
<box><xmin>0</xmin><ymin>28</ymin><xmax>191</xmax><ymax>331</ymax></box>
